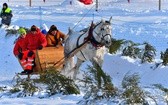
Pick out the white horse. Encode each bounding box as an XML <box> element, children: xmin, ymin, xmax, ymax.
<box><xmin>62</xmin><ymin>18</ymin><xmax>112</xmax><ymax>79</ymax></box>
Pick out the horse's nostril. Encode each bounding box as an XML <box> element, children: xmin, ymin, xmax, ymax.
<box><xmin>106</xmin><ymin>41</ymin><xmax>112</xmax><ymax>46</ymax></box>
<box><xmin>106</xmin><ymin>41</ymin><xmax>109</xmax><ymax>44</ymax></box>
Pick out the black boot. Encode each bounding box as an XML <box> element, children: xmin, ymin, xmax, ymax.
<box><xmin>21</xmin><ymin>70</ymin><xmax>27</xmax><ymax>74</ymax></box>
<box><xmin>27</xmin><ymin>70</ymin><xmax>33</xmax><ymax>74</ymax></box>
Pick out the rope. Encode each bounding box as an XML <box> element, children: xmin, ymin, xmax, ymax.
<box><xmin>72</xmin><ymin>4</ymin><xmax>95</xmax><ymax>30</ymax></box>
<box><xmin>64</xmin><ymin>4</ymin><xmax>95</xmax><ymax>44</ymax></box>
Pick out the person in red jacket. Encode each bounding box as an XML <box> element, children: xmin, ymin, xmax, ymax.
<box><xmin>20</xmin><ymin>25</ymin><xmax>47</xmax><ymax>74</ymax></box>
<box><xmin>24</xmin><ymin>25</ymin><xmax>47</xmax><ymax>50</ymax></box>
<box><xmin>13</xmin><ymin>28</ymin><xmax>27</xmax><ymax>57</ymax></box>
<box><xmin>13</xmin><ymin>28</ymin><xmax>31</xmax><ymax>74</ymax></box>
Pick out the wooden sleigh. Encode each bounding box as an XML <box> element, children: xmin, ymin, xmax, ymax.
<box><xmin>17</xmin><ymin>40</ymin><xmax>88</xmax><ymax>77</ymax></box>
<box><xmin>18</xmin><ymin>46</ymin><xmax>64</xmax><ymax>75</ymax></box>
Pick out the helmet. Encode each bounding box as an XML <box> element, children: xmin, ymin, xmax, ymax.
<box><xmin>18</xmin><ymin>28</ymin><xmax>26</xmax><ymax>35</ymax></box>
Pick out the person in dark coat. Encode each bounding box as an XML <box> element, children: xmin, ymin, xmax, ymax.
<box><xmin>0</xmin><ymin>3</ymin><xmax>13</xmax><ymax>26</ymax></box>
<box><xmin>46</xmin><ymin>25</ymin><xmax>66</xmax><ymax>47</ymax></box>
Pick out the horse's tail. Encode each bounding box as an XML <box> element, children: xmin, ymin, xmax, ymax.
<box><xmin>64</xmin><ymin>27</ymin><xmax>74</xmax><ymax>42</ymax></box>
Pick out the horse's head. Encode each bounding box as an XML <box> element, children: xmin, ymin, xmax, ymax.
<box><xmin>92</xmin><ymin>17</ymin><xmax>112</xmax><ymax>47</ymax></box>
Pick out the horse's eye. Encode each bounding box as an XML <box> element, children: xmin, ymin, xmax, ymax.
<box><xmin>101</xmin><ymin>28</ymin><xmax>104</xmax><ymax>31</ymax></box>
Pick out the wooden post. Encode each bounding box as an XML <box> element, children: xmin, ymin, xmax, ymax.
<box><xmin>128</xmin><ymin>0</ymin><xmax>130</xmax><ymax>3</ymax></box>
<box><xmin>96</xmin><ymin>0</ymin><xmax>98</xmax><ymax>11</ymax></box>
<box><xmin>159</xmin><ymin>0</ymin><xmax>161</xmax><ymax>10</ymax></box>
<box><xmin>70</xmin><ymin>1</ymin><xmax>72</xmax><ymax>5</ymax></box>
<box><xmin>29</xmin><ymin>0</ymin><xmax>32</xmax><ymax>7</ymax></box>
<box><xmin>39</xmin><ymin>6</ymin><xmax>42</xmax><ymax>29</ymax></box>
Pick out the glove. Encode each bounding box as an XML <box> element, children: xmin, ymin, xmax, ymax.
<box><xmin>27</xmin><ymin>50</ymin><xmax>34</xmax><ymax>57</ymax></box>
<box><xmin>62</xmin><ymin>39</ymin><xmax>65</xmax><ymax>43</ymax></box>
<box><xmin>18</xmin><ymin>52</ymin><xmax>23</xmax><ymax>60</ymax></box>
<box><xmin>55</xmin><ymin>45</ymin><xmax>59</xmax><ymax>48</ymax></box>
<box><xmin>38</xmin><ymin>45</ymin><xmax>43</xmax><ymax>50</ymax></box>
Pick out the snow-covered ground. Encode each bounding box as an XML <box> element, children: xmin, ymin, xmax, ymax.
<box><xmin>1</xmin><ymin>0</ymin><xmax>168</xmax><ymax>104</ymax></box>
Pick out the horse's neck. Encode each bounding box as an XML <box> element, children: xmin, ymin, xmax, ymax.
<box><xmin>70</xmin><ymin>24</ymin><xmax>99</xmax><ymax>46</ymax></box>
<box><xmin>90</xmin><ymin>24</ymin><xmax>102</xmax><ymax>43</ymax></box>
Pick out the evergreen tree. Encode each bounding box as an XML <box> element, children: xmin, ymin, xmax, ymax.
<box><xmin>121</xmin><ymin>73</ymin><xmax>155</xmax><ymax>104</ymax></box>
<box><xmin>122</xmin><ymin>41</ymin><xmax>141</xmax><ymax>59</ymax></box>
<box><xmin>78</xmin><ymin>63</ymin><xmax>117</xmax><ymax>104</ymax></box>
<box><xmin>109</xmin><ymin>38</ymin><xmax>124</xmax><ymax>54</ymax></box>
<box><xmin>161</xmin><ymin>48</ymin><xmax>168</xmax><ymax>66</ymax></box>
<box><xmin>39</xmin><ymin>68</ymin><xmax>80</xmax><ymax>96</ymax></box>
<box><xmin>141</xmin><ymin>42</ymin><xmax>156</xmax><ymax>63</ymax></box>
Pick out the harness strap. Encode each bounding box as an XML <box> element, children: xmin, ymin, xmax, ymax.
<box><xmin>53</xmin><ymin>40</ymin><xmax>88</xmax><ymax>66</ymax></box>
<box><xmin>77</xmin><ymin>33</ymin><xmax>87</xmax><ymax>60</ymax></box>
<box><xmin>84</xmin><ymin>22</ymin><xmax>103</xmax><ymax>48</ymax></box>
<box><xmin>84</xmin><ymin>22</ymin><xmax>94</xmax><ymax>42</ymax></box>
<box><xmin>90</xmin><ymin>35</ymin><xmax>103</xmax><ymax>47</ymax></box>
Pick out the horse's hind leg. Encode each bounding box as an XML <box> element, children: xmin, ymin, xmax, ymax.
<box><xmin>61</xmin><ymin>57</ymin><xmax>74</xmax><ymax>76</ymax></box>
<box><xmin>69</xmin><ymin>57</ymin><xmax>75</xmax><ymax>69</ymax></box>
<box><xmin>72</xmin><ymin>58</ymin><xmax>84</xmax><ymax>79</ymax></box>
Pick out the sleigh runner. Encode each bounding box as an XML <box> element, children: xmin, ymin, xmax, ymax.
<box><xmin>18</xmin><ymin>46</ymin><xmax>64</xmax><ymax>75</ymax></box>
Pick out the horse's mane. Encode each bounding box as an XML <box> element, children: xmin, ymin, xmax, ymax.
<box><xmin>79</xmin><ymin>27</ymin><xmax>89</xmax><ymax>33</ymax></box>
<box><xmin>79</xmin><ymin>22</ymin><xmax>96</xmax><ymax>33</ymax></box>
<box><xmin>68</xmin><ymin>19</ymin><xmax>110</xmax><ymax>36</ymax></box>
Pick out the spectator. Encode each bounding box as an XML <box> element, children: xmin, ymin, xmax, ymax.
<box><xmin>0</xmin><ymin>3</ymin><xmax>13</xmax><ymax>26</ymax></box>
<box><xmin>46</xmin><ymin>25</ymin><xmax>66</xmax><ymax>47</ymax></box>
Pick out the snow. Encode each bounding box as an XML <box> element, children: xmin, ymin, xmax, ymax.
<box><xmin>0</xmin><ymin>0</ymin><xmax>168</xmax><ymax>104</ymax></box>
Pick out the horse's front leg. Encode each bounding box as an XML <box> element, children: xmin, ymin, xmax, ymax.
<box><xmin>92</xmin><ymin>57</ymin><xmax>109</xmax><ymax>88</ymax></box>
<box><xmin>92</xmin><ymin>47</ymin><xmax>106</xmax><ymax>67</ymax></box>
<box><xmin>92</xmin><ymin>56</ymin><xmax>104</xmax><ymax>68</ymax></box>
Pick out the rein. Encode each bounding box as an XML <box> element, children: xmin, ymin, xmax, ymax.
<box><xmin>52</xmin><ymin>40</ymin><xmax>88</xmax><ymax>67</ymax></box>
<box><xmin>53</xmin><ymin>21</ymin><xmax>111</xmax><ymax>67</ymax></box>
<box><xmin>52</xmin><ymin>24</ymin><xmax>94</xmax><ymax>67</ymax></box>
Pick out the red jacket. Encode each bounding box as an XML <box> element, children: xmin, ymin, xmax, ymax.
<box><xmin>13</xmin><ymin>37</ymin><xmax>27</xmax><ymax>56</ymax></box>
<box><xmin>24</xmin><ymin>29</ymin><xmax>47</xmax><ymax>50</ymax></box>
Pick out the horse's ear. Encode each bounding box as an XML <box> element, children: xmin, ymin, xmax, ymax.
<box><xmin>68</xmin><ymin>27</ymin><xmax>73</xmax><ymax>35</ymax></box>
<box><xmin>91</xmin><ymin>21</ymin><xmax>93</xmax><ymax>25</ymax></box>
<box><xmin>101</xmin><ymin>18</ymin><xmax>105</xmax><ymax>23</ymax></box>
<box><xmin>68</xmin><ymin>27</ymin><xmax>71</xmax><ymax>30</ymax></box>
<box><xmin>109</xmin><ymin>16</ymin><xmax>112</xmax><ymax>23</ymax></box>
<box><xmin>91</xmin><ymin>21</ymin><xmax>94</xmax><ymax>26</ymax></box>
